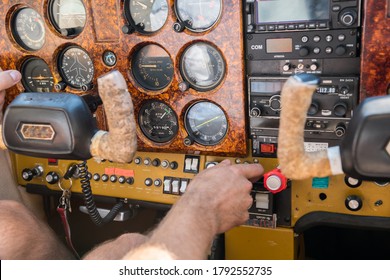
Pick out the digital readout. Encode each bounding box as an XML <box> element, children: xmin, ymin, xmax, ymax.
<box><xmin>266</xmin><ymin>38</ymin><xmax>293</xmax><ymax>53</ymax></box>
<box><xmin>316</xmin><ymin>86</ymin><xmax>338</xmax><ymax>94</ymax></box>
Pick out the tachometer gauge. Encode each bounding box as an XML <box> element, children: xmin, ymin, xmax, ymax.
<box><xmin>124</xmin><ymin>0</ymin><xmax>168</xmax><ymax>34</ymax></box>
<box><xmin>174</xmin><ymin>0</ymin><xmax>222</xmax><ymax>32</ymax></box>
<box><xmin>11</xmin><ymin>7</ymin><xmax>45</xmax><ymax>51</ymax></box>
<box><xmin>58</xmin><ymin>46</ymin><xmax>94</xmax><ymax>89</ymax></box>
<box><xmin>139</xmin><ymin>100</ymin><xmax>178</xmax><ymax>143</ymax></box>
<box><xmin>184</xmin><ymin>101</ymin><xmax>228</xmax><ymax>146</ymax></box>
<box><xmin>21</xmin><ymin>57</ymin><xmax>54</xmax><ymax>92</ymax></box>
<box><xmin>48</xmin><ymin>0</ymin><xmax>87</xmax><ymax>37</ymax></box>
<box><xmin>131</xmin><ymin>44</ymin><xmax>174</xmax><ymax>91</ymax></box>
<box><xmin>180</xmin><ymin>42</ymin><xmax>225</xmax><ymax>91</ymax></box>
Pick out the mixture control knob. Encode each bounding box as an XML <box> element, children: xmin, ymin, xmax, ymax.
<box><xmin>335</xmin><ymin>123</ymin><xmax>346</xmax><ymax>137</ymax></box>
<box><xmin>333</xmin><ymin>102</ymin><xmax>348</xmax><ymax>117</ymax></box>
<box><xmin>22</xmin><ymin>166</ymin><xmax>44</xmax><ymax>181</ymax></box>
<box><xmin>335</xmin><ymin>45</ymin><xmax>347</xmax><ymax>56</ymax></box>
<box><xmin>299</xmin><ymin>46</ymin><xmax>310</xmax><ymax>57</ymax></box>
<box><xmin>345</xmin><ymin>195</ymin><xmax>363</xmax><ymax>211</ymax></box>
<box><xmin>340</xmin><ymin>10</ymin><xmax>357</xmax><ymax>26</ymax></box>
<box><xmin>263</xmin><ymin>168</ymin><xmax>287</xmax><ymax>194</ymax></box>
<box><xmin>45</xmin><ymin>171</ymin><xmax>59</xmax><ymax>184</ymax></box>
<box><xmin>307</xmin><ymin>102</ymin><xmax>319</xmax><ymax>116</ymax></box>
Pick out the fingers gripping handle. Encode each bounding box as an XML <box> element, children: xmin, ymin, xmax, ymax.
<box><xmin>90</xmin><ymin>70</ymin><xmax>137</xmax><ymax>163</ymax></box>
<box><xmin>277</xmin><ymin>74</ymin><xmax>342</xmax><ymax>180</ymax></box>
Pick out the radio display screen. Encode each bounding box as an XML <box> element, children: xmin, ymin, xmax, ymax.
<box><xmin>251</xmin><ymin>80</ymin><xmax>284</xmax><ymax>96</ymax></box>
<box><xmin>255</xmin><ymin>0</ymin><xmax>330</xmax><ymax>24</ymax></box>
<box><xmin>266</xmin><ymin>38</ymin><xmax>293</xmax><ymax>53</ymax></box>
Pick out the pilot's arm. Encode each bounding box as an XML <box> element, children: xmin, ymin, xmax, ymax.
<box><xmin>123</xmin><ymin>159</ymin><xmax>264</xmax><ymax>260</ymax></box>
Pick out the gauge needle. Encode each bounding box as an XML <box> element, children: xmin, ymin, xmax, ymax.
<box><xmin>136</xmin><ymin>1</ymin><xmax>148</xmax><ymax>9</ymax></box>
<box><xmin>195</xmin><ymin>115</ymin><xmax>223</xmax><ymax>128</ymax></box>
<box><xmin>141</xmin><ymin>64</ymin><xmax>158</xmax><ymax>68</ymax></box>
<box><xmin>160</xmin><ymin>112</ymin><xmax>167</xmax><ymax>119</ymax></box>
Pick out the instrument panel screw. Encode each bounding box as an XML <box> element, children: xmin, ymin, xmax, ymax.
<box><xmin>375</xmin><ymin>200</ymin><xmax>383</xmax><ymax>206</ymax></box>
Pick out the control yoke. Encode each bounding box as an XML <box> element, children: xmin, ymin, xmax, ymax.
<box><xmin>0</xmin><ymin>70</ymin><xmax>137</xmax><ymax>163</ymax></box>
<box><xmin>278</xmin><ymin>74</ymin><xmax>390</xmax><ymax>181</ymax></box>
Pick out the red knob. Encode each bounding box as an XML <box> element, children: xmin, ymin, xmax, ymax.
<box><xmin>263</xmin><ymin>168</ymin><xmax>287</xmax><ymax>194</ymax></box>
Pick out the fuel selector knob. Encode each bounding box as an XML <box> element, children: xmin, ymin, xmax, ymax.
<box><xmin>333</xmin><ymin>102</ymin><xmax>348</xmax><ymax>117</ymax></box>
<box><xmin>345</xmin><ymin>195</ymin><xmax>363</xmax><ymax>211</ymax></box>
<box><xmin>263</xmin><ymin>168</ymin><xmax>287</xmax><ymax>194</ymax></box>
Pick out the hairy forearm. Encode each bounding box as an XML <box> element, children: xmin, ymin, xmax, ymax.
<box><xmin>147</xmin><ymin>195</ymin><xmax>217</xmax><ymax>259</ymax></box>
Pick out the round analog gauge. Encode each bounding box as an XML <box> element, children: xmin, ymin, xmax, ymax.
<box><xmin>131</xmin><ymin>44</ymin><xmax>174</xmax><ymax>91</ymax></box>
<box><xmin>139</xmin><ymin>100</ymin><xmax>178</xmax><ymax>143</ymax></box>
<box><xmin>11</xmin><ymin>7</ymin><xmax>45</xmax><ymax>51</ymax></box>
<box><xmin>124</xmin><ymin>0</ymin><xmax>169</xmax><ymax>34</ymax></box>
<box><xmin>58</xmin><ymin>46</ymin><xmax>94</xmax><ymax>89</ymax></box>
<box><xmin>48</xmin><ymin>0</ymin><xmax>86</xmax><ymax>37</ymax></box>
<box><xmin>180</xmin><ymin>42</ymin><xmax>226</xmax><ymax>91</ymax></box>
<box><xmin>175</xmin><ymin>0</ymin><xmax>222</xmax><ymax>32</ymax></box>
<box><xmin>21</xmin><ymin>58</ymin><xmax>54</xmax><ymax>92</ymax></box>
<box><xmin>185</xmin><ymin>101</ymin><xmax>228</xmax><ymax>146</ymax></box>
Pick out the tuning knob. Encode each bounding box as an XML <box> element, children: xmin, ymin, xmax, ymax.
<box><xmin>22</xmin><ymin>166</ymin><xmax>44</xmax><ymax>181</ymax></box>
<box><xmin>299</xmin><ymin>46</ymin><xmax>310</xmax><ymax>57</ymax></box>
<box><xmin>333</xmin><ymin>102</ymin><xmax>348</xmax><ymax>117</ymax></box>
<box><xmin>335</xmin><ymin>45</ymin><xmax>347</xmax><ymax>56</ymax></box>
<box><xmin>340</xmin><ymin>10</ymin><xmax>357</xmax><ymax>26</ymax></box>
<box><xmin>345</xmin><ymin>195</ymin><xmax>363</xmax><ymax>211</ymax></box>
<box><xmin>307</xmin><ymin>102</ymin><xmax>319</xmax><ymax>116</ymax></box>
<box><xmin>335</xmin><ymin>123</ymin><xmax>346</xmax><ymax>137</ymax></box>
<box><xmin>250</xmin><ymin>107</ymin><xmax>262</xmax><ymax>117</ymax></box>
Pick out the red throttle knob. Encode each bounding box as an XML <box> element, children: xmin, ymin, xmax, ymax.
<box><xmin>263</xmin><ymin>168</ymin><xmax>287</xmax><ymax>194</ymax></box>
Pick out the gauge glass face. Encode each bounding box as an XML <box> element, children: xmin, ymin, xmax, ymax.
<box><xmin>126</xmin><ymin>0</ymin><xmax>168</xmax><ymax>33</ymax></box>
<box><xmin>49</xmin><ymin>0</ymin><xmax>86</xmax><ymax>37</ymax></box>
<box><xmin>131</xmin><ymin>44</ymin><xmax>174</xmax><ymax>91</ymax></box>
<box><xmin>58</xmin><ymin>46</ymin><xmax>94</xmax><ymax>89</ymax></box>
<box><xmin>21</xmin><ymin>58</ymin><xmax>54</xmax><ymax>92</ymax></box>
<box><xmin>180</xmin><ymin>42</ymin><xmax>225</xmax><ymax>91</ymax></box>
<box><xmin>185</xmin><ymin>101</ymin><xmax>228</xmax><ymax>146</ymax></box>
<box><xmin>139</xmin><ymin>100</ymin><xmax>178</xmax><ymax>143</ymax></box>
<box><xmin>11</xmin><ymin>8</ymin><xmax>45</xmax><ymax>51</ymax></box>
<box><xmin>175</xmin><ymin>0</ymin><xmax>222</xmax><ymax>32</ymax></box>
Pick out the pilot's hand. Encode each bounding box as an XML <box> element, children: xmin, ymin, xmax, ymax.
<box><xmin>0</xmin><ymin>69</ymin><xmax>22</xmax><ymax>113</ymax></box>
<box><xmin>182</xmin><ymin>159</ymin><xmax>263</xmax><ymax>234</ymax></box>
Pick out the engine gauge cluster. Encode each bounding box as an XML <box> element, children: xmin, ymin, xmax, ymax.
<box><xmin>2</xmin><ymin>0</ymin><xmax>244</xmax><ymax>153</ymax></box>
